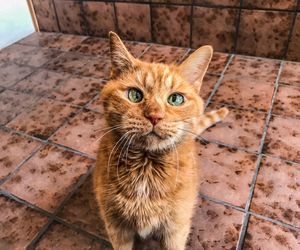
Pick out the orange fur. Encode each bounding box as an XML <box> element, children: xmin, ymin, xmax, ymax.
<box><xmin>93</xmin><ymin>32</ymin><xmax>229</xmax><ymax>250</ymax></box>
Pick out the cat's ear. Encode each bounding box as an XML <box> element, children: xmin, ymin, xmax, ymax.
<box><xmin>109</xmin><ymin>32</ymin><xmax>136</xmax><ymax>78</ymax></box>
<box><xmin>178</xmin><ymin>45</ymin><xmax>213</xmax><ymax>92</ymax></box>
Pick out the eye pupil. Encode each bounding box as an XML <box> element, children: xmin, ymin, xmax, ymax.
<box><xmin>128</xmin><ymin>88</ymin><xmax>143</xmax><ymax>103</ymax></box>
<box><xmin>168</xmin><ymin>93</ymin><xmax>184</xmax><ymax>106</ymax></box>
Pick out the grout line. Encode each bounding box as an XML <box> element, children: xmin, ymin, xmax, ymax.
<box><xmin>149</xmin><ymin>1</ymin><xmax>154</xmax><ymax>43</ymax></box>
<box><xmin>189</xmin><ymin>2</ymin><xmax>194</xmax><ymax>48</ymax></box>
<box><xmin>233</xmin><ymin>0</ymin><xmax>243</xmax><ymax>53</ymax></box>
<box><xmin>113</xmin><ymin>1</ymin><xmax>120</xmax><ymax>35</ymax></box>
<box><xmin>177</xmin><ymin>48</ymin><xmax>191</xmax><ymax>64</ymax></box>
<box><xmin>236</xmin><ymin>213</ymin><xmax>250</xmax><ymax>250</ymax></box>
<box><xmin>51</xmin><ymin>0</ymin><xmax>61</xmax><ymax>32</ymax></box>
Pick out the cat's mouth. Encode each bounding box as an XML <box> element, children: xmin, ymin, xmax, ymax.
<box><xmin>147</xmin><ymin>130</ymin><xmax>164</xmax><ymax>140</ymax></box>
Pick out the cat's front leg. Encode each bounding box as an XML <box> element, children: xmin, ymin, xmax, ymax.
<box><xmin>105</xmin><ymin>223</ymin><xmax>135</xmax><ymax>250</ymax></box>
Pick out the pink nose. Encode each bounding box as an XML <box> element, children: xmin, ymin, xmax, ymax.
<box><xmin>145</xmin><ymin>113</ymin><xmax>164</xmax><ymax>125</ymax></box>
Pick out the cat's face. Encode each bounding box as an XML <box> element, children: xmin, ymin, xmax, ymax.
<box><xmin>101</xmin><ymin>33</ymin><xmax>213</xmax><ymax>152</ymax></box>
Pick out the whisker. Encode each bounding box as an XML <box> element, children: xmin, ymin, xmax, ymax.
<box><xmin>125</xmin><ymin>134</ymin><xmax>136</xmax><ymax>170</ymax></box>
<box><xmin>117</xmin><ymin>134</ymin><xmax>133</xmax><ymax>176</ymax></box>
<box><xmin>96</xmin><ymin>125</ymin><xmax>124</xmax><ymax>142</ymax></box>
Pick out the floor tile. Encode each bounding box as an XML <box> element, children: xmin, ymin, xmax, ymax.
<box><xmin>280</xmin><ymin>61</ymin><xmax>300</xmax><ymax>86</ymax></box>
<box><xmin>35</xmin><ymin>222</ymin><xmax>110</xmax><ymax>250</ymax></box>
<box><xmin>70</xmin><ymin>37</ymin><xmax>110</xmax><ymax>57</ymax></box>
<box><xmin>202</xmin><ymin>105</ymin><xmax>267</xmax><ymax>152</ymax></box>
<box><xmin>286</xmin><ymin>14</ymin><xmax>300</xmax><ymax>61</ymax></box>
<box><xmin>0</xmin><ymin>129</ymin><xmax>41</xmax><ymax>180</ymax></box>
<box><xmin>0</xmin><ymin>195</ymin><xmax>48</xmax><ymax>249</ymax></box>
<box><xmin>18</xmin><ymin>32</ymin><xmax>60</xmax><ymax>47</ymax></box>
<box><xmin>251</xmin><ymin>156</ymin><xmax>300</xmax><ymax>227</ymax></box>
<box><xmin>264</xmin><ymin>115</ymin><xmax>300</xmax><ymax>162</ymax></box>
<box><xmin>212</xmin><ymin>76</ymin><xmax>274</xmax><ymax>111</ymax></box>
<box><xmin>47</xmin><ymin>76</ymin><xmax>105</xmax><ymax>106</ymax></box>
<box><xmin>12</xmin><ymin>69</ymin><xmax>70</xmax><ymax>96</ymax></box>
<box><xmin>86</xmin><ymin>94</ymin><xmax>104</xmax><ymax>113</ymax></box>
<box><xmin>197</xmin><ymin>142</ymin><xmax>257</xmax><ymax>207</ymax></box>
<box><xmin>242</xmin><ymin>0</ymin><xmax>297</xmax><ymax>10</ymax></box>
<box><xmin>187</xmin><ymin>198</ymin><xmax>243</xmax><ymax>249</ymax></box>
<box><xmin>194</xmin><ymin>0</ymin><xmax>239</xmax><ymax>6</ymax></box>
<box><xmin>0</xmin><ymin>90</ymin><xmax>40</xmax><ymax>125</ymax></box>
<box><xmin>140</xmin><ymin>44</ymin><xmax>188</xmax><ymax>64</ymax></box>
<box><xmin>57</xmin><ymin>176</ymin><xmax>107</xmax><ymax>238</ymax></box>
<box><xmin>273</xmin><ymin>85</ymin><xmax>300</xmax><ymax>118</ymax></box>
<box><xmin>2</xmin><ymin>145</ymin><xmax>94</xmax><ymax>212</ymax></box>
<box><xmin>244</xmin><ymin>216</ymin><xmax>300</xmax><ymax>249</ymax></box>
<box><xmin>0</xmin><ymin>63</ymin><xmax>34</xmax><ymax>87</ymax></box>
<box><xmin>50</xmin><ymin>110</ymin><xmax>105</xmax><ymax>157</ymax></box>
<box><xmin>7</xmin><ymin>99</ymin><xmax>78</xmax><ymax>140</ymax></box>
<box><xmin>0</xmin><ymin>44</ymin><xmax>36</xmax><ymax>63</ymax></box>
<box><xmin>77</xmin><ymin>57</ymin><xmax>111</xmax><ymax>79</ymax></box>
<box><xmin>201</xmin><ymin>74</ymin><xmax>219</xmax><ymax>101</ymax></box>
<box><xmin>123</xmin><ymin>41</ymin><xmax>150</xmax><ymax>59</ymax></box>
<box><xmin>46</xmin><ymin>34</ymin><xmax>87</xmax><ymax>52</ymax></box>
<box><xmin>208</xmin><ymin>52</ymin><xmax>230</xmax><ymax>75</ymax></box>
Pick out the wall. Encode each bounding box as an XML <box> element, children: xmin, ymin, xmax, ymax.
<box><xmin>31</xmin><ymin>0</ymin><xmax>300</xmax><ymax>61</ymax></box>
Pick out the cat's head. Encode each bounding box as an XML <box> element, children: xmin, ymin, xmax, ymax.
<box><xmin>100</xmin><ymin>32</ymin><xmax>213</xmax><ymax>152</ymax></box>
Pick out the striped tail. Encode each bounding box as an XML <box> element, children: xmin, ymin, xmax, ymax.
<box><xmin>196</xmin><ymin>107</ymin><xmax>229</xmax><ymax>134</ymax></box>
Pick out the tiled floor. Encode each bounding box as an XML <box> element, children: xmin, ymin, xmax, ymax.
<box><xmin>0</xmin><ymin>32</ymin><xmax>299</xmax><ymax>249</ymax></box>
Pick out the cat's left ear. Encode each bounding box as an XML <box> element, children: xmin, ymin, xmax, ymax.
<box><xmin>109</xmin><ymin>32</ymin><xmax>136</xmax><ymax>78</ymax></box>
<box><xmin>178</xmin><ymin>45</ymin><xmax>213</xmax><ymax>93</ymax></box>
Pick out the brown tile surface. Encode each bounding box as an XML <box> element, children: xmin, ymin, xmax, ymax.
<box><xmin>140</xmin><ymin>44</ymin><xmax>188</xmax><ymax>64</ymax></box>
<box><xmin>152</xmin><ymin>0</ymin><xmax>192</xmax><ymax>3</ymax></box>
<box><xmin>208</xmin><ymin>52</ymin><xmax>230</xmax><ymax>74</ymax></box>
<box><xmin>83</xmin><ymin>1</ymin><xmax>116</xmax><ymax>37</ymax></box>
<box><xmin>2</xmin><ymin>145</ymin><xmax>94</xmax><ymax>212</ymax></box>
<box><xmin>0</xmin><ymin>63</ymin><xmax>34</xmax><ymax>87</ymax></box>
<box><xmin>12</xmin><ymin>69</ymin><xmax>70</xmax><ymax>96</ymax></box>
<box><xmin>123</xmin><ymin>41</ymin><xmax>150</xmax><ymax>58</ymax></box>
<box><xmin>70</xmin><ymin>37</ymin><xmax>110</xmax><ymax>57</ymax></box>
<box><xmin>57</xmin><ymin>176</ymin><xmax>107</xmax><ymax>238</ymax></box>
<box><xmin>32</xmin><ymin>0</ymin><xmax>59</xmax><ymax>32</ymax></box>
<box><xmin>194</xmin><ymin>0</ymin><xmax>240</xmax><ymax>6</ymax></box>
<box><xmin>50</xmin><ymin>110</ymin><xmax>105</xmax><ymax>157</ymax></box>
<box><xmin>152</xmin><ymin>5</ymin><xmax>191</xmax><ymax>47</ymax></box>
<box><xmin>77</xmin><ymin>56</ymin><xmax>111</xmax><ymax>79</ymax></box>
<box><xmin>244</xmin><ymin>216</ymin><xmax>300</xmax><ymax>249</ymax></box>
<box><xmin>243</xmin><ymin>0</ymin><xmax>297</xmax><ymax>10</ymax></box>
<box><xmin>116</xmin><ymin>3</ymin><xmax>151</xmax><ymax>42</ymax></box>
<box><xmin>264</xmin><ymin>115</ymin><xmax>300</xmax><ymax>163</ymax></box>
<box><xmin>7</xmin><ymin>98</ymin><xmax>78</xmax><ymax>140</ymax></box>
<box><xmin>287</xmin><ymin>14</ymin><xmax>300</xmax><ymax>61</ymax></box>
<box><xmin>187</xmin><ymin>198</ymin><xmax>243</xmax><ymax>249</ymax></box>
<box><xmin>202</xmin><ymin>105</ymin><xmax>267</xmax><ymax>152</ymax></box>
<box><xmin>0</xmin><ymin>90</ymin><xmax>40</xmax><ymax>125</ymax></box>
<box><xmin>251</xmin><ymin>156</ymin><xmax>300</xmax><ymax>227</ymax></box>
<box><xmin>273</xmin><ymin>85</ymin><xmax>300</xmax><ymax>118</ymax></box>
<box><xmin>192</xmin><ymin>7</ymin><xmax>238</xmax><ymax>52</ymax></box>
<box><xmin>86</xmin><ymin>94</ymin><xmax>104</xmax><ymax>113</ymax></box>
<box><xmin>237</xmin><ymin>10</ymin><xmax>293</xmax><ymax>58</ymax></box>
<box><xmin>280</xmin><ymin>61</ymin><xmax>300</xmax><ymax>86</ymax></box>
<box><xmin>47</xmin><ymin>76</ymin><xmax>105</xmax><ymax>106</ymax></box>
<box><xmin>0</xmin><ymin>129</ymin><xmax>41</xmax><ymax>180</ymax></box>
<box><xmin>0</xmin><ymin>195</ymin><xmax>48</xmax><ymax>249</ymax></box>
<box><xmin>197</xmin><ymin>142</ymin><xmax>257</xmax><ymax>207</ymax></box>
<box><xmin>18</xmin><ymin>32</ymin><xmax>60</xmax><ymax>47</ymax></box>
<box><xmin>55</xmin><ymin>1</ymin><xmax>86</xmax><ymax>35</ymax></box>
<box><xmin>47</xmin><ymin>34</ymin><xmax>87</xmax><ymax>51</ymax></box>
<box><xmin>201</xmin><ymin>74</ymin><xmax>219</xmax><ymax>101</ymax></box>
<box><xmin>35</xmin><ymin>222</ymin><xmax>110</xmax><ymax>250</ymax></box>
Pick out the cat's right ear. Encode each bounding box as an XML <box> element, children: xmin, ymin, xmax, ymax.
<box><xmin>109</xmin><ymin>32</ymin><xmax>136</xmax><ymax>79</ymax></box>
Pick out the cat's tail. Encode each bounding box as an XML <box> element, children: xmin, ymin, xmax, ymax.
<box><xmin>196</xmin><ymin>107</ymin><xmax>229</xmax><ymax>134</ymax></box>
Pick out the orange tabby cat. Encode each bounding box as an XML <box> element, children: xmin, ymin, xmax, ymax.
<box><xmin>93</xmin><ymin>32</ymin><xmax>228</xmax><ymax>250</ymax></box>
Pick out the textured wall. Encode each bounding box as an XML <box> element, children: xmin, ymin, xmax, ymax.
<box><xmin>31</xmin><ymin>0</ymin><xmax>300</xmax><ymax>61</ymax></box>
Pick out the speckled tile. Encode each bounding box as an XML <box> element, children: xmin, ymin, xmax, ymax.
<box><xmin>264</xmin><ymin>115</ymin><xmax>300</xmax><ymax>163</ymax></box>
<box><xmin>83</xmin><ymin>1</ymin><xmax>116</xmax><ymax>37</ymax></box>
<box><xmin>152</xmin><ymin>0</ymin><xmax>192</xmax><ymax>3</ymax></box>
<box><xmin>50</xmin><ymin>110</ymin><xmax>105</xmax><ymax>157</ymax></box>
<box><xmin>280</xmin><ymin>61</ymin><xmax>300</xmax><ymax>86</ymax></box>
<box><xmin>70</xmin><ymin>37</ymin><xmax>110</xmax><ymax>57</ymax></box>
<box><xmin>0</xmin><ymin>63</ymin><xmax>34</xmax><ymax>87</ymax></box>
<box><xmin>0</xmin><ymin>129</ymin><xmax>41</xmax><ymax>180</ymax></box>
<box><xmin>57</xmin><ymin>176</ymin><xmax>107</xmax><ymax>238</ymax></box>
<box><xmin>152</xmin><ymin>4</ymin><xmax>190</xmax><ymax>47</ymax></box>
<box><xmin>2</xmin><ymin>145</ymin><xmax>93</xmax><ymax>212</ymax></box>
<box><xmin>47</xmin><ymin>34</ymin><xmax>87</xmax><ymax>51</ymax></box>
<box><xmin>251</xmin><ymin>156</ymin><xmax>300</xmax><ymax>227</ymax></box>
<box><xmin>196</xmin><ymin>142</ymin><xmax>257</xmax><ymax>207</ymax></box>
<box><xmin>187</xmin><ymin>198</ymin><xmax>243</xmax><ymax>249</ymax></box>
<box><xmin>55</xmin><ymin>1</ymin><xmax>86</xmax><ymax>35</ymax></box>
<box><xmin>35</xmin><ymin>222</ymin><xmax>110</xmax><ymax>250</ymax></box>
<box><xmin>86</xmin><ymin>94</ymin><xmax>104</xmax><ymax>113</ymax></box>
<box><xmin>201</xmin><ymin>74</ymin><xmax>219</xmax><ymax>101</ymax></box>
<box><xmin>273</xmin><ymin>85</ymin><xmax>300</xmax><ymax>118</ymax></box>
<box><xmin>77</xmin><ymin>56</ymin><xmax>111</xmax><ymax>79</ymax></box>
<box><xmin>12</xmin><ymin>69</ymin><xmax>70</xmax><ymax>96</ymax></box>
<box><xmin>192</xmin><ymin>7</ymin><xmax>238</xmax><ymax>52</ymax></box>
<box><xmin>44</xmin><ymin>52</ymin><xmax>91</xmax><ymax>74</ymax></box>
<box><xmin>212</xmin><ymin>76</ymin><xmax>274</xmax><ymax>111</ymax></box>
<box><xmin>0</xmin><ymin>195</ymin><xmax>48</xmax><ymax>249</ymax></box>
<box><xmin>237</xmin><ymin>10</ymin><xmax>293</xmax><ymax>58</ymax></box>
<box><xmin>116</xmin><ymin>3</ymin><xmax>151</xmax><ymax>42</ymax></box>
<box><xmin>18</xmin><ymin>32</ymin><xmax>60</xmax><ymax>47</ymax></box>
<box><xmin>244</xmin><ymin>216</ymin><xmax>300</xmax><ymax>249</ymax></box>
<box><xmin>32</xmin><ymin>0</ymin><xmax>59</xmax><ymax>32</ymax></box>
<box><xmin>140</xmin><ymin>44</ymin><xmax>188</xmax><ymax>64</ymax></box>
<box><xmin>7</xmin><ymin>98</ymin><xmax>78</xmax><ymax>140</ymax></box>
<box><xmin>287</xmin><ymin>14</ymin><xmax>300</xmax><ymax>61</ymax></box>
<box><xmin>47</xmin><ymin>76</ymin><xmax>105</xmax><ymax>106</ymax></box>
<box><xmin>243</xmin><ymin>0</ymin><xmax>297</xmax><ymax>10</ymax></box>
<box><xmin>0</xmin><ymin>90</ymin><xmax>40</xmax><ymax>125</ymax></box>
<box><xmin>202</xmin><ymin>105</ymin><xmax>267</xmax><ymax>152</ymax></box>
<box><xmin>194</xmin><ymin>0</ymin><xmax>240</xmax><ymax>6</ymax></box>
<box><xmin>123</xmin><ymin>41</ymin><xmax>150</xmax><ymax>59</ymax></box>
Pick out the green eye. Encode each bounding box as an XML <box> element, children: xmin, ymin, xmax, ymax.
<box><xmin>168</xmin><ymin>93</ymin><xmax>184</xmax><ymax>106</ymax></box>
<box><xmin>128</xmin><ymin>88</ymin><xmax>143</xmax><ymax>103</ymax></box>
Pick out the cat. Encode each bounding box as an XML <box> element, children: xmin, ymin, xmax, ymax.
<box><xmin>93</xmin><ymin>32</ymin><xmax>229</xmax><ymax>250</ymax></box>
